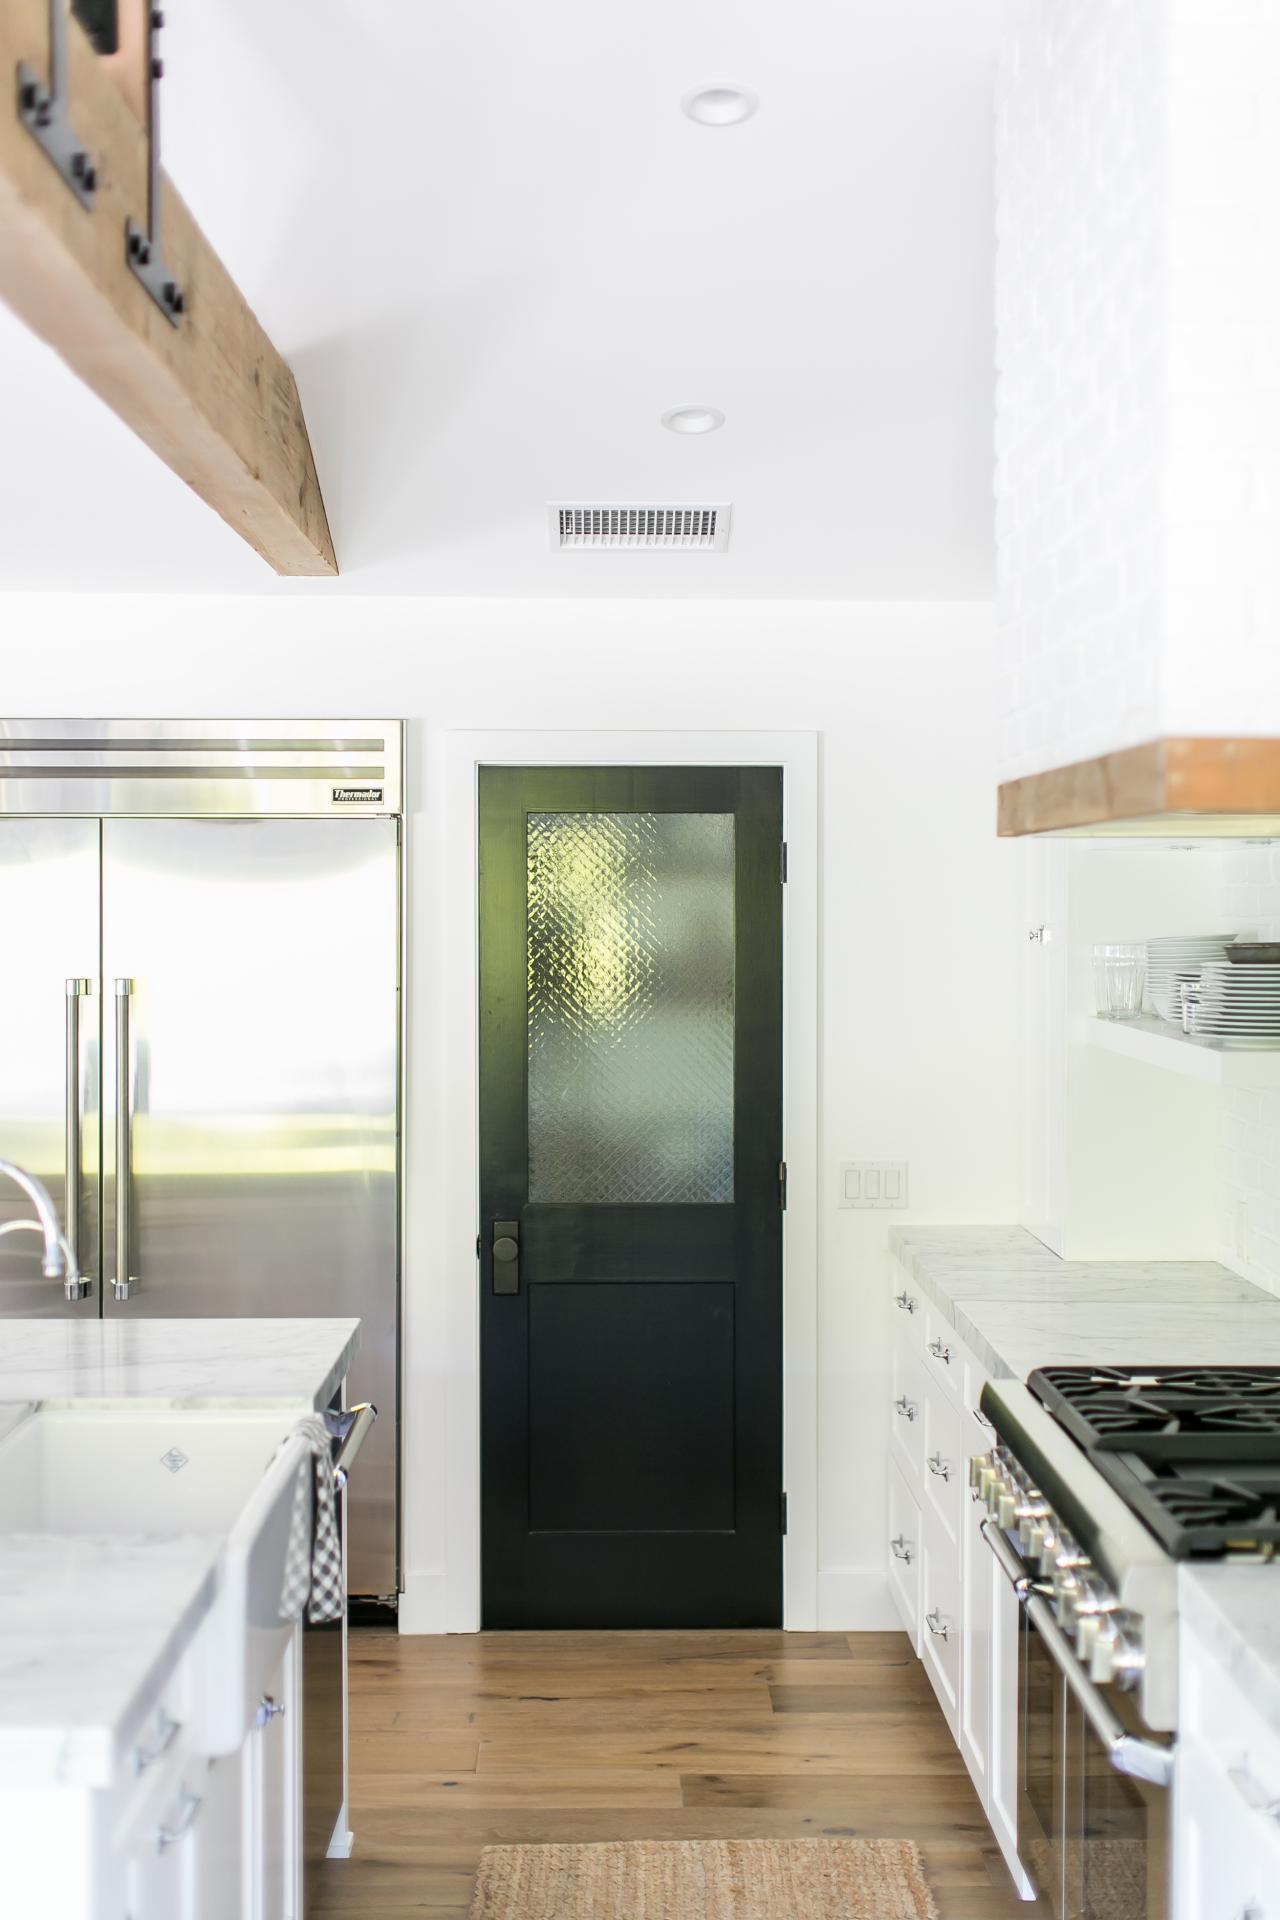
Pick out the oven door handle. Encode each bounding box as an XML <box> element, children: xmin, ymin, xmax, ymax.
<box><xmin>979</xmin><ymin>1518</ymin><xmax>1174</xmax><ymax>1790</ymax></box>
<box><xmin>980</xmin><ymin>1515</ymin><xmax>1046</xmax><ymax>1600</ymax></box>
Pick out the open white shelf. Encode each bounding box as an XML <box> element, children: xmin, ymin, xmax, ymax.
<box><xmin>1078</xmin><ymin>1013</ymin><xmax>1280</xmax><ymax>1086</ymax></box>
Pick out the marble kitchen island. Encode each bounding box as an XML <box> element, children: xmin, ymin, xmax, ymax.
<box><xmin>0</xmin><ymin>1317</ymin><xmax>361</xmax><ymax>1920</ymax></box>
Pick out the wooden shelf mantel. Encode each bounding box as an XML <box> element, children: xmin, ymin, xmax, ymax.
<box><xmin>999</xmin><ymin>739</ymin><xmax>1280</xmax><ymax>837</ymax></box>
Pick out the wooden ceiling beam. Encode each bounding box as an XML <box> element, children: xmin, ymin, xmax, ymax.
<box><xmin>0</xmin><ymin>0</ymin><xmax>337</xmax><ymax>576</ymax></box>
<box><xmin>98</xmin><ymin>0</ymin><xmax>149</xmax><ymax>124</ymax></box>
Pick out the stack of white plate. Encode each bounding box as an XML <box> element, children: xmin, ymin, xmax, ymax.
<box><xmin>1193</xmin><ymin>962</ymin><xmax>1280</xmax><ymax>1047</ymax></box>
<box><xmin>1145</xmin><ymin>935</ymin><xmax>1234</xmax><ymax>1022</ymax></box>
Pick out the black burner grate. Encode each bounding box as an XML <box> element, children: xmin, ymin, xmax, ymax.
<box><xmin>1089</xmin><ymin>1456</ymin><xmax>1280</xmax><ymax>1558</ymax></box>
<box><xmin>1029</xmin><ymin>1366</ymin><xmax>1280</xmax><ymax>1460</ymax></box>
<box><xmin>1026</xmin><ymin>1365</ymin><xmax>1280</xmax><ymax>1557</ymax></box>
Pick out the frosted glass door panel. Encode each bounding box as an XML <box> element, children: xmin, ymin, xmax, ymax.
<box><xmin>527</xmin><ymin>812</ymin><xmax>734</xmax><ymax>1204</ymax></box>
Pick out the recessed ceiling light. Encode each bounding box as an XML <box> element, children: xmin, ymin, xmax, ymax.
<box><xmin>662</xmin><ymin>406</ymin><xmax>725</xmax><ymax>436</ymax></box>
<box><xmin>681</xmin><ymin>84</ymin><xmax>758</xmax><ymax>128</ymax></box>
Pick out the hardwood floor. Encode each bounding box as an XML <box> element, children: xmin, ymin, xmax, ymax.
<box><xmin>314</xmin><ymin>1627</ymin><xmax>1030</xmax><ymax>1919</ymax></box>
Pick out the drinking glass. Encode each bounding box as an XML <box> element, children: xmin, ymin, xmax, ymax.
<box><xmin>1093</xmin><ymin>943</ymin><xmax>1146</xmax><ymax>1020</ymax></box>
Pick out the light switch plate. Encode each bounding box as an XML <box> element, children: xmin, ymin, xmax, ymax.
<box><xmin>839</xmin><ymin>1161</ymin><xmax>909</xmax><ymax>1210</ymax></box>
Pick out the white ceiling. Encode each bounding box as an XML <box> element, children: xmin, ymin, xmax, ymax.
<box><xmin>0</xmin><ymin>1</ymin><xmax>1002</xmax><ymax>598</ymax></box>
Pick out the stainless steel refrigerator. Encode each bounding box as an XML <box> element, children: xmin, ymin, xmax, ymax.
<box><xmin>0</xmin><ymin>720</ymin><xmax>403</xmax><ymax>1598</ymax></box>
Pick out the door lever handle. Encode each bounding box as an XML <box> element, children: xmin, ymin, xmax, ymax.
<box><xmin>492</xmin><ymin>1220</ymin><xmax>519</xmax><ymax>1295</ymax></box>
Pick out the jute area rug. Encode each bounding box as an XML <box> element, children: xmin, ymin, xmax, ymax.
<box><xmin>469</xmin><ymin>1837</ymin><xmax>939</xmax><ymax>1919</ymax></box>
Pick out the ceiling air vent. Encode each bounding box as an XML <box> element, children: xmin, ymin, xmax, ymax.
<box><xmin>548</xmin><ymin>504</ymin><xmax>732</xmax><ymax>552</ymax></box>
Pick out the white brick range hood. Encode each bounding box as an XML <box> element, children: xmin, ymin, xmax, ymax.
<box><xmin>995</xmin><ymin>1</ymin><xmax>1280</xmax><ymax>836</ymax></box>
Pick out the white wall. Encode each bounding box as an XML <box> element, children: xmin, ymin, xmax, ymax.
<box><xmin>0</xmin><ymin>592</ymin><xmax>1022</xmax><ymax>1627</ymax></box>
<box><xmin>996</xmin><ymin>1</ymin><xmax>1280</xmax><ymax>781</ymax></box>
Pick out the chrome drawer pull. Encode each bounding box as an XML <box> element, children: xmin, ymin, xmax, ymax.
<box><xmin>894</xmin><ymin>1291</ymin><xmax>918</xmax><ymax>1315</ymax></box>
<box><xmin>255</xmin><ymin>1694</ymin><xmax>286</xmax><ymax>1730</ymax></box>
<box><xmin>890</xmin><ymin>1534</ymin><xmax>912</xmax><ymax>1564</ymax></box>
<box><xmin>927</xmin><ymin>1453</ymin><xmax>952</xmax><ymax>1482</ymax></box>
<box><xmin>973</xmin><ymin>1407</ymin><xmax>994</xmax><ymax>1430</ymax></box>
<box><xmin>157</xmin><ymin>1785</ymin><xmax>203</xmax><ymax>1854</ymax></box>
<box><xmin>894</xmin><ymin>1395</ymin><xmax>918</xmax><ymax>1422</ymax></box>
<box><xmin>131</xmin><ymin>1709</ymin><xmax>180</xmax><ymax>1776</ymax></box>
<box><xmin>927</xmin><ymin>1338</ymin><xmax>952</xmax><ymax>1365</ymax></box>
<box><xmin>925</xmin><ymin>1609</ymin><xmax>949</xmax><ymax>1641</ymax></box>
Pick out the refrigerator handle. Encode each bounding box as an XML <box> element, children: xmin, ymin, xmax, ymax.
<box><xmin>65</xmin><ymin>979</ymin><xmax>92</xmax><ymax>1281</ymax></box>
<box><xmin>114</xmin><ymin>978</ymin><xmax>137</xmax><ymax>1302</ymax></box>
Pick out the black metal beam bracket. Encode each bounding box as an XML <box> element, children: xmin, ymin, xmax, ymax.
<box><xmin>125</xmin><ymin>7</ymin><xmax>183</xmax><ymax>326</ymax></box>
<box><xmin>16</xmin><ymin>0</ymin><xmax>99</xmax><ymax>210</ymax></box>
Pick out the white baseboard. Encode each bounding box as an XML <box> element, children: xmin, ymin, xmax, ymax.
<box><xmin>396</xmin><ymin>1569</ymin><xmax>463</xmax><ymax>1635</ymax></box>
<box><xmin>400</xmin><ymin>1568</ymin><xmax>893</xmax><ymax>1633</ymax></box>
<box><xmin>815</xmin><ymin>1566</ymin><xmax>899</xmax><ymax>1630</ymax></box>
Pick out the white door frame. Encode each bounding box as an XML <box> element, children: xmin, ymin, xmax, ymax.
<box><xmin>402</xmin><ymin>728</ymin><xmax>818</xmax><ymax>1633</ymax></box>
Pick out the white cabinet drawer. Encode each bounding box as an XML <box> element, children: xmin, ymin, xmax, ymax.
<box><xmin>890</xmin><ymin>1269</ymin><xmax>925</xmax><ymax>1346</ymax></box>
<box><xmin>1177</xmin><ymin>1643</ymin><xmax>1280</xmax><ymax>1918</ymax></box>
<box><xmin>887</xmin><ymin>1458</ymin><xmax>922</xmax><ymax>1654</ymax></box>
<box><xmin>922</xmin><ymin>1302</ymin><xmax>963</xmax><ymax>1402</ymax></box>
<box><xmin>920</xmin><ymin>1507</ymin><xmax>961</xmax><ymax>1739</ymax></box>
<box><xmin>921</xmin><ymin>1376</ymin><xmax>963</xmax><ymax>1545</ymax></box>
<box><xmin>890</xmin><ymin>1348</ymin><xmax>925</xmax><ymax>1487</ymax></box>
<box><xmin>120</xmin><ymin>1755</ymin><xmax>211</xmax><ymax>1920</ymax></box>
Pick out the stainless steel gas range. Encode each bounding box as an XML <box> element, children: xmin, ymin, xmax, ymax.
<box><xmin>975</xmin><ymin>1365</ymin><xmax>1280</xmax><ymax>1920</ymax></box>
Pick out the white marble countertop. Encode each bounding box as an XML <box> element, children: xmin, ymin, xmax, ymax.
<box><xmin>0</xmin><ymin>1316</ymin><xmax>360</xmax><ymax>1791</ymax></box>
<box><xmin>1180</xmin><ymin>1565</ymin><xmax>1280</xmax><ymax>1740</ymax></box>
<box><xmin>889</xmin><ymin>1226</ymin><xmax>1280</xmax><ymax>1379</ymax></box>
<box><xmin>0</xmin><ymin>1532</ymin><xmax>223</xmax><ymax>1791</ymax></box>
<box><xmin>0</xmin><ymin>1316</ymin><xmax>360</xmax><ymax>1411</ymax></box>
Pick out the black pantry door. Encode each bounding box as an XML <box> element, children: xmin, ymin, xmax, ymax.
<box><xmin>478</xmin><ymin>766</ymin><xmax>785</xmax><ymax>1629</ymax></box>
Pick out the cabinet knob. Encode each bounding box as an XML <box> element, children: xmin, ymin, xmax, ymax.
<box><xmin>255</xmin><ymin>1694</ymin><xmax>286</xmax><ymax>1730</ymax></box>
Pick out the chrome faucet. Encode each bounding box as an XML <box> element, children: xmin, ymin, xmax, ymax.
<box><xmin>0</xmin><ymin>1158</ymin><xmax>88</xmax><ymax>1300</ymax></box>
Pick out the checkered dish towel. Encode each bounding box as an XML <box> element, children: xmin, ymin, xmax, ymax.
<box><xmin>278</xmin><ymin>1415</ymin><xmax>344</xmax><ymax>1623</ymax></box>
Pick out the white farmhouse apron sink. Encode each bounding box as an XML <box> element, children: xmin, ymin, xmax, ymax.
<box><xmin>0</xmin><ymin>1406</ymin><xmax>312</xmax><ymax>1754</ymax></box>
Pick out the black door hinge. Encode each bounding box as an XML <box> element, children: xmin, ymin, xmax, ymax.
<box><xmin>780</xmin><ymin>841</ymin><xmax>788</xmax><ymax>884</ymax></box>
<box><xmin>778</xmin><ymin>1160</ymin><xmax>788</xmax><ymax>1210</ymax></box>
<box><xmin>475</xmin><ymin>1233</ymin><xmax>482</xmax><ymax>1258</ymax></box>
<box><xmin>780</xmin><ymin>1491</ymin><xmax>788</xmax><ymax>1535</ymax></box>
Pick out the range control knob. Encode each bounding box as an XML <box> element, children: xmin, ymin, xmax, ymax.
<box><xmin>1016</xmin><ymin>1501</ymin><xmax>1051</xmax><ymax>1552</ymax></box>
<box><xmin>1090</xmin><ymin>1618</ymin><xmax>1145</xmax><ymax>1689</ymax></box>
<box><xmin>969</xmin><ymin>1452</ymin><xmax>993</xmax><ymax>1491</ymax></box>
<box><xmin>1054</xmin><ymin>1534</ymin><xmax>1090</xmax><ymax>1573</ymax></box>
<box><xmin>1071</xmin><ymin>1575</ymin><xmax>1119</xmax><ymax>1622</ymax></box>
<box><xmin>1031</xmin><ymin>1523</ymin><xmax>1057</xmax><ymax>1568</ymax></box>
<box><xmin>1075</xmin><ymin>1613</ymin><xmax>1103</xmax><ymax>1659</ymax></box>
